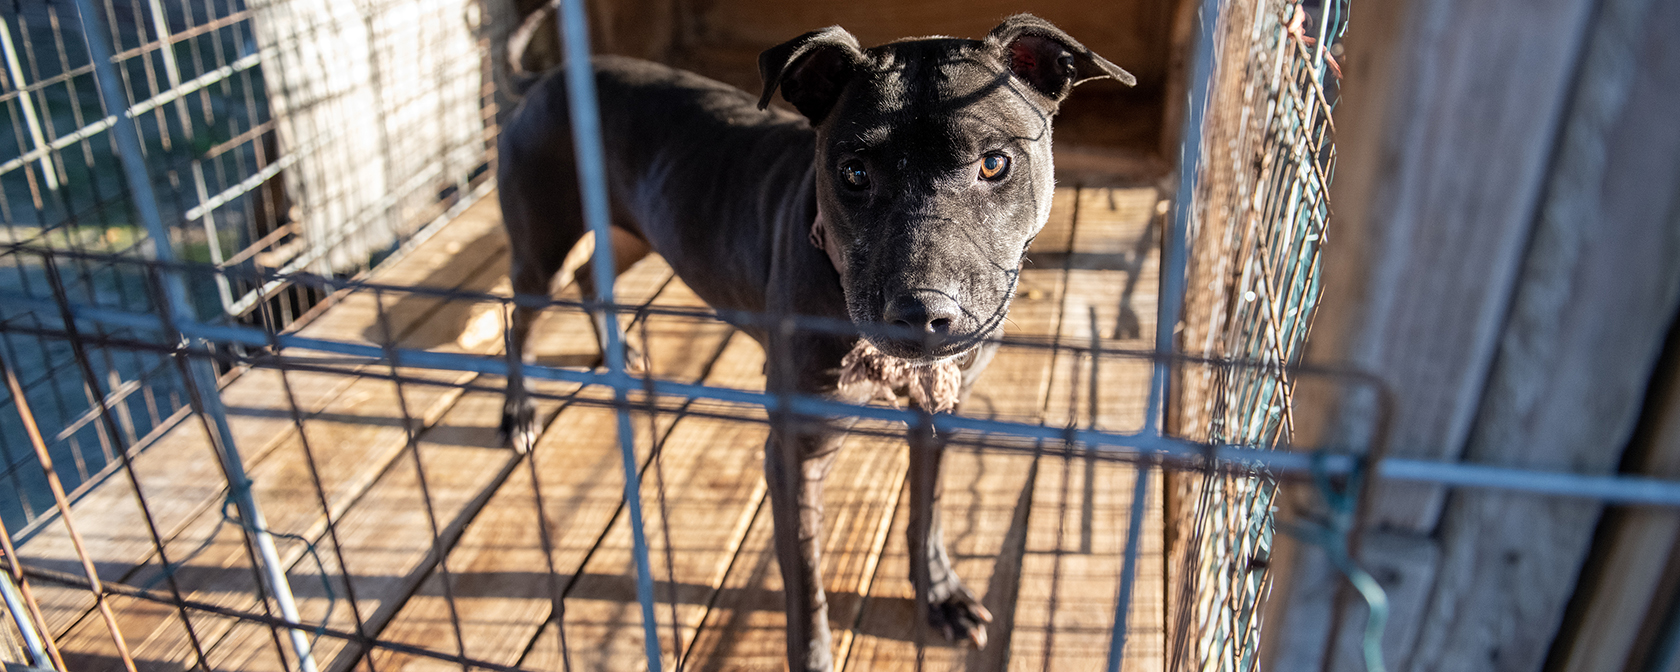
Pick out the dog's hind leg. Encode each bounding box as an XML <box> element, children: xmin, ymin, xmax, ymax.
<box><xmin>573</xmin><ymin>223</ymin><xmax>653</xmax><ymax>371</ymax></box>
<box><xmin>497</xmin><ymin>135</ymin><xmax>592</xmax><ymax>450</ymax></box>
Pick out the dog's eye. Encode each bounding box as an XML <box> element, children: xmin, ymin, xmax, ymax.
<box><xmin>980</xmin><ymin>154</ymin><xmax>1010</xmax><ymax>181</ymax></box>
<box><xmin>839</xmin><ymin>160</ymin><xmax>870</xmax><ymax>190</ymax></box>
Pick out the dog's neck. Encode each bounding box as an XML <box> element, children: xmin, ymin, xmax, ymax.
<box><xmin>808</xmin><ymin>203</ymin><xmax>845</xmax><ymax>279</ymax></box>
<box><xmin>838</xmin><ymin>339</ymin><xmax>962</xmax><ymax>413</ymax></box>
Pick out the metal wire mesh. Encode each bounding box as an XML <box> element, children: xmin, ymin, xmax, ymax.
<box><xmin>1168</xmin><ymin>0</ymin><xmax>1344</xmax><ymax>669</ymax></box>
<box><xmin>12</xmin><ymin>2</ymin><xmax>1680</xmax><ymax>672</ymax></box>
<box><xmin>0</xmin><ymin>0</ymin><xmax>497</xmax><ymax>535</ymax></box>
<box><xmin>0</xmin><ymin>4</ymin><xmax>1184</xmax><ymax>662</ymax></box>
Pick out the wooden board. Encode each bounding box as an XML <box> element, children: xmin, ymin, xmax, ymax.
<box><xmin>1267</xmin><ymin>0</ymin><xmax>1680</xmax><ymax>668</ymax></box>
<box><xmin>366</xmin><ymin>267</ymin><xmax>732</xmax><ymax>672</ymax></box>
<box><xmin>1009</xmin><ymin>459</ymin><xmax>1164</xmax><ymax>671</ymax></box>
<box><xmin>32</xmin><ymin>186</ymin><xmax>1173</xmax><ymax>672</ymax></box>
<box><xmin>840</xmin><ymin>448</ymin><xmax>1039</xmax><ymax>672</ymax></box>
<box><xmin>519</xmin><ymin>332</ymin><xmax>768</xmax><ymax>671</ymax></box>
<box><xmin>672</xmin><ymin>423</ymin><xmax>908</xmax><ymax>671</ymax></box>
<box><xmin>29</xmin><ymin>197</ymin><xmax>513</xmax><ymax>664</ymax></box>
<box><xmin>48</xmin><ymin>207</ymin><xmax>518</xmax><ymax>671</ymax></box>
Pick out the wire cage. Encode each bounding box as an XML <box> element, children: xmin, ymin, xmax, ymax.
<box><xmin>0</xmin><ymin>0</ymin><xmax>495</xmax><ymax>538</ymax></box>
<box><xmin>1166</xmin><ymin>0</ymin><xmax>1344</xmax><ymax>669</ymax></box>
<box><xmin>0</xmin><ymin>0</ymin><xmax>1427</xmax><ymax>670</ymax></box>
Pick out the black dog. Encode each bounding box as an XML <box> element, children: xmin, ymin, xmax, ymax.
<box><xmin>497</xmin><ymin>14</ymin><xmax>1130</xmax><ymax>670</ymax></box>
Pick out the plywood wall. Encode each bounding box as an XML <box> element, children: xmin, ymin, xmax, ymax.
<box><xmin>513</xmin><ymin>0</ymin><xmax>1186</xmax><ymax>179</ymax></box>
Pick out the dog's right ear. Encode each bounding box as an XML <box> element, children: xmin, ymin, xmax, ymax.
<box><xmin>758</xmin><ymin>27</ymin><xmax>863</xmax><ymax>124</ymax></box>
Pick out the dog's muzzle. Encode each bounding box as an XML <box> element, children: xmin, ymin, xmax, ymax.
<box><xmin>871</xmin><ymin>290</ymin><xmax>981</xmax><ymax>361</ymax></box>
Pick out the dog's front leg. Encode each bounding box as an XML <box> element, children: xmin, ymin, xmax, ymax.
<box><xmin>908</xmin><ymin>421</ymin><xmax>994</xmax><ymax>649</ymax></box>
<box><xmin>766</xmin><ymin>421</ymin><xmax>844</xmax><ymax>671</ymax></box>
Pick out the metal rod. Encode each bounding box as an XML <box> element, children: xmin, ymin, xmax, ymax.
<box><xmin>40</xmin><ymin>256</ymin><xmax>213</xmax><ymax>671</ymax></box>
<box><xmin>0</xmin><ymin>510</ymin><xmax>64</xmax><ymax>672</ymax></box>
<box><xmin>1106</xmin><ymin>465</ymin><xmax>1152</xmax><ymax>672</ymax></box>
<box><xmin>0</xmin><ymin>18</ymin><xmax>59</xmax><ymax>190</ymax></box>
<box><xmin>257</xmin><ymin>298</ymin><xmax>382</xmax><ymax>672</ymax></box>
<box><xmin>553</xmin><ymin>0</ymin><xmax>664</xmax><ymax>667</ymax></box>
<box><xmin>16</xmin><ymin>290</ymin><xmax>1680</xmax><ymax>507</ymax></box>
<box><xmin>0</xmin><ymin>50</ymin><xmax>265</xmax><ymax>178</ymax></box>
<box><xmin>0</xmin><ymin>569</ymin><xmax>51</xmax><ymax>669</ymax></box>
<box><xmin>0</xmin><ymin>349</ymin><xmax>138</xmax><ymax>672</ymax></box>
<box><xmin>66</xmin><ymin>3</ymin><xmax>320</xmax><ymax>670</ymax></box>
<box><xmin>1149</xmin><ymin>0</ymin><xmax>1223</xmax><ymax>435</ymax></box>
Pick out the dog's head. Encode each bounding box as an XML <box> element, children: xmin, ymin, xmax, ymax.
<box><xmin>759</xmin><ymin>15</ymin><xmax>1133</xmax><ymax>362</ymax></box>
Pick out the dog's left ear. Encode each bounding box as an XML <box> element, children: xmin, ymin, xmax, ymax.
<box><xmin>987</xmin><ymin>14</ymin><xmax>1135</xmax><ymax>103</ymax></box>
<box><xmin>758</xmin><ymin>26</ymin><xmax>864</xmax><ymax>124</ymax></box>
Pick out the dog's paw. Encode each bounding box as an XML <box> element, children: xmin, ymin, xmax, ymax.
<box><xmin>624</xmin><ymin>341</ymin><xmax>648</xmax><ymax>375</ymax></box>
<box><xmin>499</xmin><ymin>398</ymin><xmax>537</xmax><ymax>453</ymax></box>
<box><xmin>927</xmin><ymin>583</ymin><xmax>993</xmax><ymax>649</ymax></box>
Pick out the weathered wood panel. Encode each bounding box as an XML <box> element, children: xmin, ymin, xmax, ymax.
<box><xmin>1551</xmin><ymin>344</ymin><xmax>1680</xmax><ymax>671</ymax></box>
<box><xmin>1269</xmin><ymin>0</ymin><xmax>1680</xmax><ymax>668</ymax></box>
<box><xmin>1393</xmin><ymin>0</ymin><xmax>1680</xmax><ymax>667</ymax></box>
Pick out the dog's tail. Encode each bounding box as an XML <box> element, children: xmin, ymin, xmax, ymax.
<box><xmin>503</xmin><ymin>0</ymin><xmax>561</xmax><ymax>98</ymax></box>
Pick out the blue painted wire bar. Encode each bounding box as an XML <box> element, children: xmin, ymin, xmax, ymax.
<box><xmin>1148</xmin><ymin>0</ymin><xmax>1222</xmax><ymax>435</ymax></box>
<box><xmin>552</xmin><ymin>0</ymin><xmax>664</xmax><ymax>665</ymax></box>
<box><xmin>1106</xmin><ymin>466</ymin><xmax>1153</xmax><ymax>672</ymax></box>
<box><xmin>65</xmin><ymin>3</ymin><xmax>319</xmax><ymax>670</ymax></box>
<box><xmin>0</xmin><ymin>570</ymin><xmax>51</xmax><ymax>669</ymax></box>
<box><xmin>16</xmin><ymin>292</ymin><xmax>1680</xmax><ymax>508</ymax></box>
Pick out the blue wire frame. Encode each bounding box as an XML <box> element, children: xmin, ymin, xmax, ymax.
<box><xmin>1169</xmin><ymin>0</ymin><xmax>1346</xmax><ymax>669</ymax></box>
<box><xmin>16</xmin><ymin>0</ymin><xmax>1680</xmax><ymax>671</ymax></box>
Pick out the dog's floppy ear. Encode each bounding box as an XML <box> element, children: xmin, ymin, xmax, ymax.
<box><xmin>987</xmin><ymin>14</ymin><xmax>1135</xmax><ymax>102</ymax></box>
<box><xmin>758</xmin><ymin>26</ymin><xmax>863</xmax><ymax>124</ymax></box>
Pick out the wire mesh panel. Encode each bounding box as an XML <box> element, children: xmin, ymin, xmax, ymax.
<box><xmin>0</xmin><ymin>0</ymin><xmax>497</xmax><ymax>537</ymax></box>
<box><xmin>1168</xmin><ymin>0</ymin><xmax>1344</xmax><ymax>669</ymax></box>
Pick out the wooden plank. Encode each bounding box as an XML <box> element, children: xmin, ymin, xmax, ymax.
<box><xmin>1021</xmin><ymin>188</ymin><xmax>1163</xmax><ymax>671</ymax></box>
<box><xmin>55</xmin><ymin>360</ymin><xmax>484</xmax><ymax>671</ymax></box>
<box><xmin>1010</xmin><ymin>459</ymin><xmax>1164</xmax><ymax>671</ymax></box>
<box><xmin>840</xmin><ymin>449</ymin><xmax>1039</xmax><ymax>672</ymax></box>
<box><xmin>667</xmin><ymin>423</ymin><xmax>907</xmax><ymax>672</ymax></box>
<box><xmin>1380</xmin><ymin>0</ymin><xmax>1680</xmax><ymax>668</ymax></box>
<box><xmin>522</xmin><ymin>333</ymin><xmax>768</xmax><ymax>671</ymax></box>
<box><xmin>366</xmin><ymin>267</ymin><xmax>731</xmax><ymax>672</ymax></box>
<box><xmin>188</xmin><ymin>390</ymin><xmax>528</xmax><ymax>672</ymax></box>
<box><xmin>1271</xmin><ymin>0</ymin><xmax>1680</xmax><ymax>668</ymax></box>
<box><xmin>25</xmin><ymin>199</ymin><xmax>513</xmax><ymax>649</ymax></box>
<box><xmin>295</xmin><ymin>197</ymin><xmax>511</xmax><ymax>345</ymax></box>
<box><xmin>42</xmin><ymin>199</ymin><xmax>699</xmax><ymax>671</ymax></box>
<box><xmin>1260</xmin><ymin>0</ymin><xmax>1607</xmax><ymax>665</ymax></box>
<box><xmin>365</xmin><ymin>400</ymin><xmax>634</xmax><ymax>671</ymax></box>
<box><xmin>1298</xmin><ymin>0</ymin><xmax>1600</xmax><ymax>532</ymax></box>
<box><xmin>1552</xmin><ymin>352</ymin><xmax>1680</xmax><ymax>670</ymax></box>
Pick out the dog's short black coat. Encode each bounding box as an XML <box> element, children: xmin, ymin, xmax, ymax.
<box><xmin>497</xmin><ymin>14</ymin><xmax>1130</xmax><ymax>671</ymax></box>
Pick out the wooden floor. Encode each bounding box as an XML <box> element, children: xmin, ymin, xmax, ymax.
<box><xmin>15</xmin><ymin>185</ymin><xmax>1165</xmax><ymax>672</ymax></box>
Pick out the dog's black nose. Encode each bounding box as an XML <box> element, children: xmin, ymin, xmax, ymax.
<box><xmin>884</xmin><ymin>292</ymin><xmax>960</xmax><ymax>336</ymax></box>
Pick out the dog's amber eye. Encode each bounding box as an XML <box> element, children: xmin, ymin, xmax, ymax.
<box><xmin>980</xmin><ymin>154</ymin><xmax>1010</xmax><ymax>180</ymax></box>
<box><xmin>839</xmin><ymin>160</ymin><xmax>870</xmax><ymax>190</ymax></box>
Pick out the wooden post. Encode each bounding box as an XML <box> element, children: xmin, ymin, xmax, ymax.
<box><xmin>1264</xmin><ymin>0</ymin><xmax>1680</xmax><ymax>669</ymax></box>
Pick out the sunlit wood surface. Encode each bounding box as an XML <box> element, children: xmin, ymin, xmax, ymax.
<box><xmin>18</xmin><ymin>186</ymin><xmax>1165</xmax><ymax>671</ymax></box>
